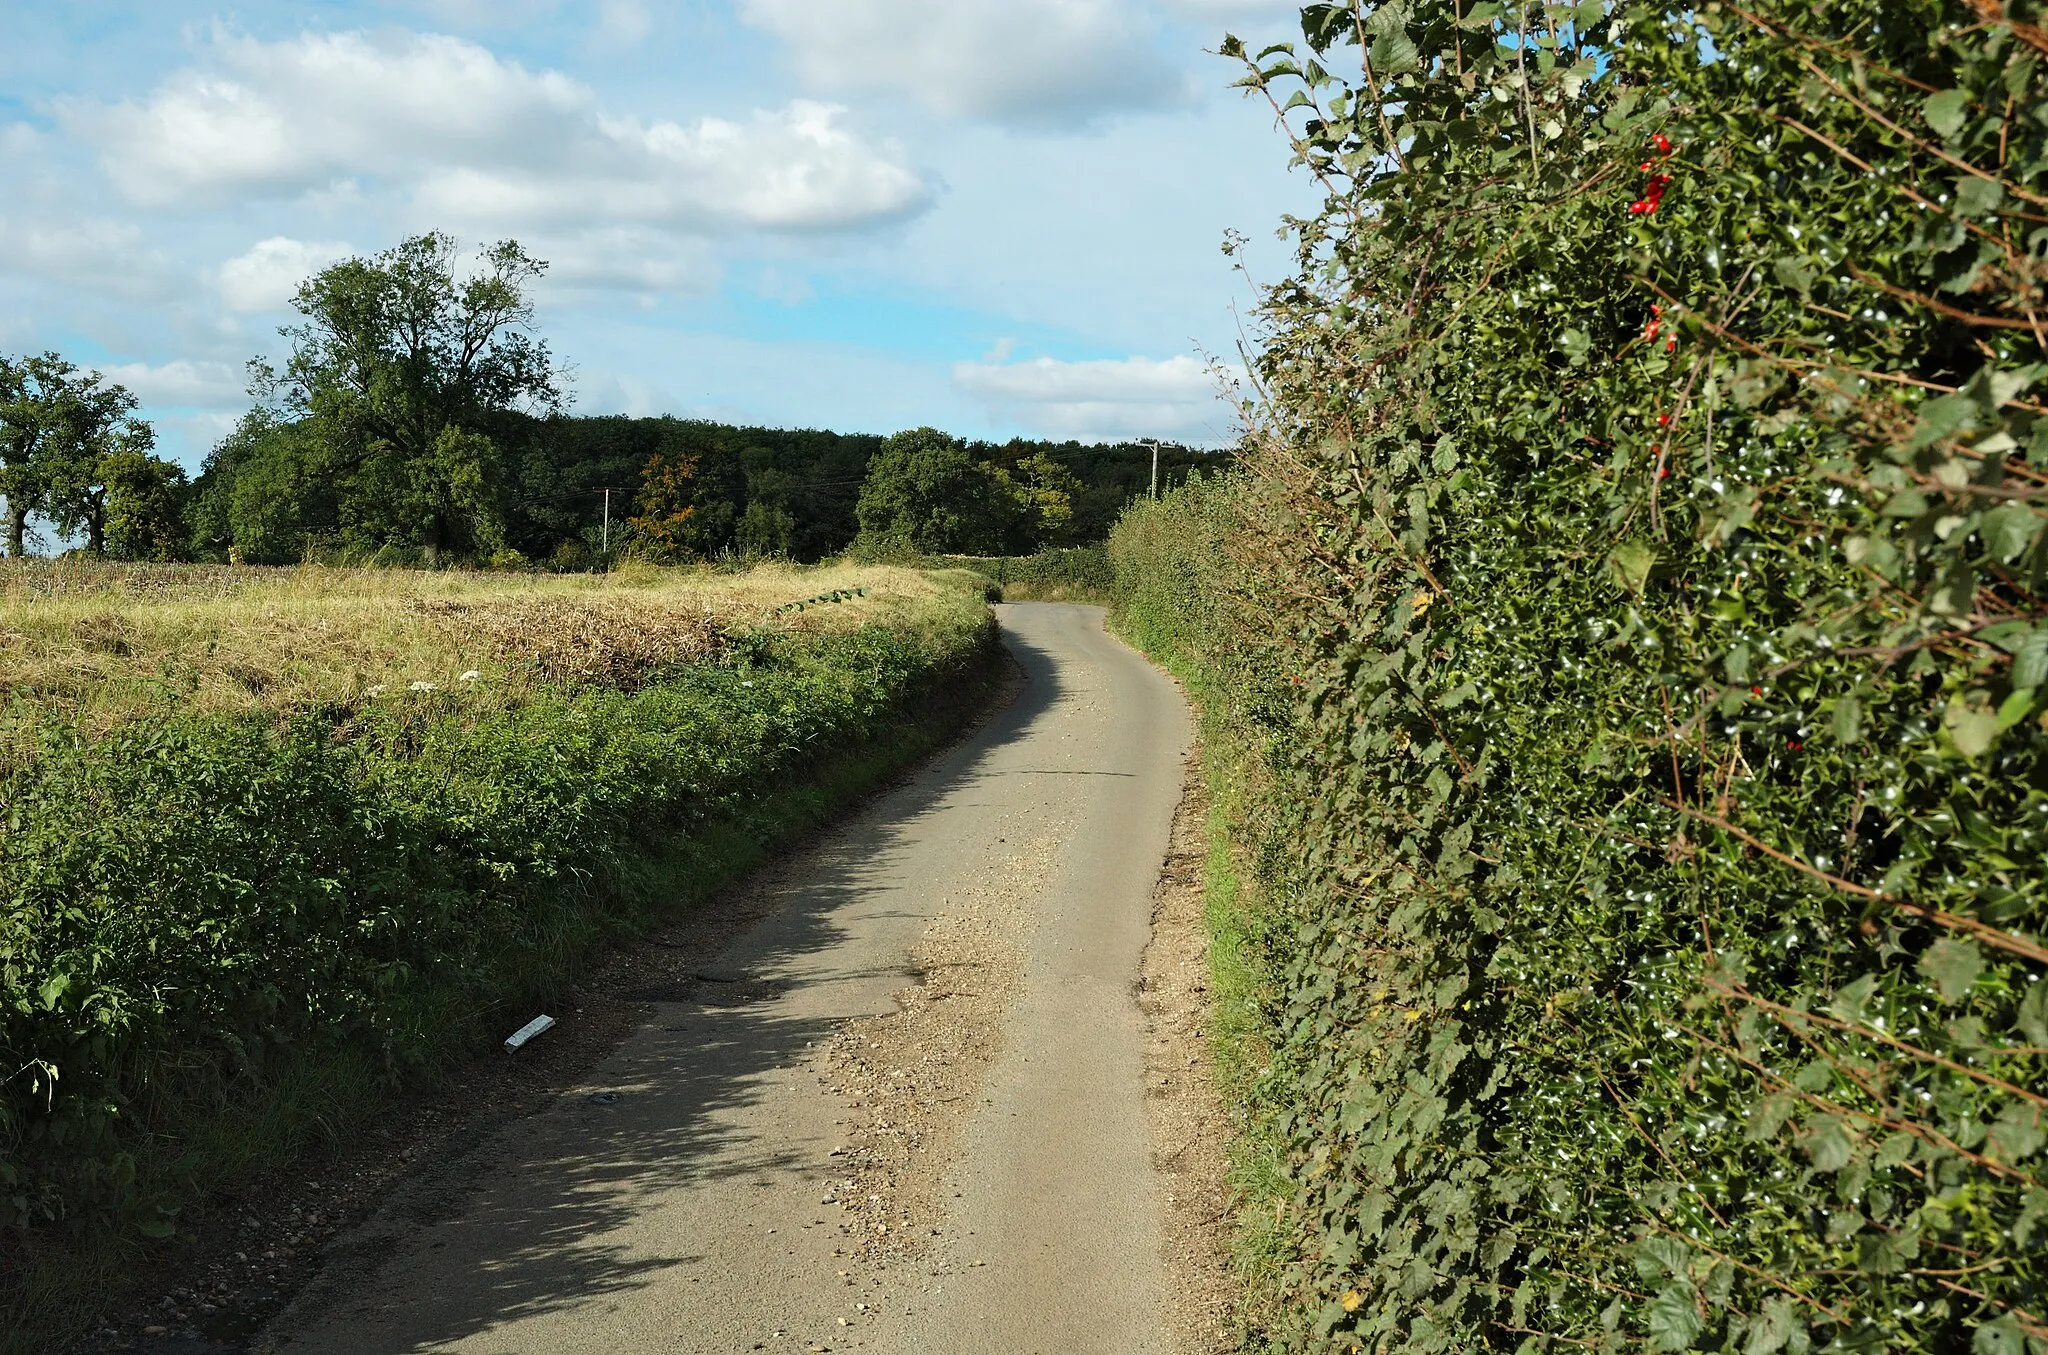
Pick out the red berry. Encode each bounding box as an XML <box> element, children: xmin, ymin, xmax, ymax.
<box><xmin>1657</xmin><ymin>414</ymin><xmax>1670</xmax><ymax>426</ymax></box>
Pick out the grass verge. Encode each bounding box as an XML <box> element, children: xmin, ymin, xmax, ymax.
<box><xmin>0</xmin><ymin>564</ymin><xmax>1000</xmax><ymax>1352</ymax></box>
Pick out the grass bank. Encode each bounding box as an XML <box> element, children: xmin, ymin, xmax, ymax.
<box><xmin>0</xmin><ymin>561</ymin><xmax>999</xmax><ymax>1350</ymax></box>
<box><xmin>1104</xmin><ymin>479</ymin><xmax>1298</xmax><ymax>1344</ymax></box>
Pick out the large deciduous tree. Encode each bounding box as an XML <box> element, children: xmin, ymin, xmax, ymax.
<box><xmin>0</xmin><ymin>353</ymin><xmax>181</xmax><ymax>559</ymax></box>
<box><xmin>276</xmin><ymin>232</ymin><xmax>560</xmax><ymax>565</ymax></box>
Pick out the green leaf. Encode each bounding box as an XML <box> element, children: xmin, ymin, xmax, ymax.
<box><xmin>1801</xmin><ymin>1117</ymin><xmax>1855</xmax><ymax>1171</ymax></box>
<box><xmin>1981</xmin><ymin>503</ymin><xmax>2042</xmax><ymax>562</ymax></box>
<box><xmin>1646</xmin><ymin>1282</ymin><xmax>1705</xmax><ymax>1350</ymax></box>
<box><xmin>1987</xmin><ymin>1103</ymin><xmax>2044</xmax><ymax>1163</ymax></box>
<box><xmin>1996</xmin><ymin>687</ymin><xmax>2035</xmax><ymax>731</ymax></box>
<box><xmin>1924</xmin><ymin>88</ymin><xmax>1971</xmax><ymax>138</ymax></box>
<box><xmin>37</xmin><ymin>973</ymin><xmax>70</xmax><ymax>1011</ymax></box>
<box><xmin>1944</xmin><ymin>695</ymin><xmax>2002</xmax><ymax>756</ymax></box>
<box><xmin>1832</xmin><ymin>694</ymin><xmax>1862</xmax><ymax>744</ymax></box>
<box><xmin>2016</xmin><ymin>630</ymin><xmax>2048</xmax><ymax>689</ymax></box>
<box><xmin>1558</xmin><ymin>328</ymin><xmax>1590</xmax><ymax>366</ymax></box>
<box><xmin>1954</xmin><ymin>175</ymin><xmax>2005</xmax><ymax>218</ymax></box>
<box><xmin>1369</xmin><ymin>29</ymin><xmax>1421</xmax><ymax>75</ymax></box>
<box><xmin>1772</xmin><ymin>256</ymin><xmax>1815</xmax><ymax>298</ymax></box>
<box><xmin>1918</xmin><ymin>937</ymin><xmax>1984</xmax><ymax>1003</ymax></box>
<box><xmin>2019</xmin><ymin>982</ymin><xmax>2048</xmax><ymax>1048</ymax></box>
<box><xmin>1607</xmin><ymin>540</ymin><xmax>1655</xmax><ymax>594</ymax></box>
<box><xmin>1974</xmin><ymin>1317</ymin><xmax>2027</xmax><ymax>1355</ymax></box>
<box><xmin>1744</xmin><ymin>1296</ymin><xmax>1801</xmax><ymax>1355</ymax></box>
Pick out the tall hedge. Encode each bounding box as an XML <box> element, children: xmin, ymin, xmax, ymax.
<box><xmin>1192</xmin><ymin>2</ymin><xmax>2048</xmax><ymax>1350</ymax></box>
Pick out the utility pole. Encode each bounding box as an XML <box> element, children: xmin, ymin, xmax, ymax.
<box><xmin>1138</xmin><ymin>438</ymin><xmax>1162</xmax><ymax>499</ymax></box>
<box><xmin>601</xmin><ymin>488</ymin><xmax>611</xmax><ymax>557</ymax></box>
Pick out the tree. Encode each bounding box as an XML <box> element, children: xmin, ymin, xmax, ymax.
<box><xmin>101</xmin><ymin>450</ymin><xmax>190</xmax><ymax>561</ymax></box>
<box><xmin>41</xmin><ymin>372</ymin><xmax>159</xmax><ymax>557</ymax></box>
<box><xmin>0</xmin><ymin>353</ymin><xmax>76</xmax><ymax>557</ymax></box>
<box><xmin>624</xmin><ymin>450</ymin><xmax>700</xmax><ymax>561</ymax></box>
<box><xmin>190</xmin><ymin>408</ymin><xmax>338</xmax><ymax>564</ymax></box>
<box><xmin>0</xmin><ymin>353</ymin><xmax>175</xmax><ymax>558</ymax></box>
<box><xmin>996</xmin><ymin>450</ymin><xmax>1081</xmax><ymax>551</ymax></box>
<box><xmin>855</xmin><ymin>427</ymin><xmax>1009</xmax><ymax>554</ymax></box>
<box><xmin>276</xmin><ymin>232</ymin><xmax>559</xmax><ymax>565</ymax></box>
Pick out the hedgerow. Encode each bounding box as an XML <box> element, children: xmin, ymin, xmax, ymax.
<box><xmin>0</xmin><ymin>594</ymin><xmax>994</xmax><ymax>1234</ymax></box>
<box><xmin>1139</xmin><ymin>1</ymin><xmax>2048</xmax><ymax>1350</ymax></box>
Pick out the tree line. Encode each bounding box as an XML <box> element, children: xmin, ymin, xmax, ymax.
<box><xmin>1</xmin><ymin>232</ymin><xmax>1222</xmax><ymax>566</ymax></box>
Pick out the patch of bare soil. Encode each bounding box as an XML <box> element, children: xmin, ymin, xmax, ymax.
<box><xmin>1142</xmin><ymin>744</ymin><xmax>1239</xmax><ymax>1355</ymax></box>
<box><xmin>815</xmin><ymin>834</ymin><xmax>1051</xmax><ymax>1266</ymax></box>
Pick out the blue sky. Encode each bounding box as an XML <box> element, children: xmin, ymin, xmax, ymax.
<box><xmin>0</xmin><ymin>0</ymin><xmax>1317</xmax><ymax>469</ymax></box>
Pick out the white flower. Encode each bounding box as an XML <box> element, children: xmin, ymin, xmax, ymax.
<box><xmin>409</xmin><ymin>680</ymin><xmax>437</xmax><ymax>692</ymax></box>
<box><xmin>365</xmin><ymin>684</ymin><xmax>386</xmax><ymax>697</ymax></box>
<box><xmin>459</xmin><ymin>670</ymin><xmax>481</xmax><ymax>682</ymax></box>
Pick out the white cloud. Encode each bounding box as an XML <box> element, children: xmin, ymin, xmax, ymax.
<box><xmin>953</xmin><ymin>353</ymin><xmax>1230</xmax><ymax>441</ymax></box>
<box><xmin>217</xmin><ymin>236</ymin><xmax>354</xmax><ymax>313</ymax></box>
<box><xmin>0</xmin><ymin>214</ymin><xmax>180</xmax><ymax>301</ymax></box>
<box><xmin>99</xmin><ymin>359</ymin><xmax>246</xmax><ymax>408</ymax></box>
<box><xmin>740</xmin><ymin>0</ymin><xmax>1188</xmax><ymax>123</ymax></box>
<box><xmin>412</xmin><ymin>100</ymin><xmax>927</xmax><ymax>233</ymax></box>
<box><xmin>65</xmin><ymin>29</ymin><xmax>928</xmax><ymax>235</ymax></box>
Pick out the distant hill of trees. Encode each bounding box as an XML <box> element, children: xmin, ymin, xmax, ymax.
<box><xmin>191</xmin><ymin>410</ymin><xmax>1223</xmax><ymax>566</ymax></box>
<box><xmin>10</xmin><ymin>234</ymin><xmax>1228</xmax><ymax>567</ymax></box>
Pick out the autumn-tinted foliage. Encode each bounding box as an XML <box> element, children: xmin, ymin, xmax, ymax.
<box><xmin>1121</xmin><ymin>1</ymin><xmax>2048</xmax><ymax>1350</ymax></box>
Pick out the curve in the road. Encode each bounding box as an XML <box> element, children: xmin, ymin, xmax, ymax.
<box><xmin>261</xmin><ymin>602</ymin><xmax>1192</xmax><ymax>1355</ymax></box>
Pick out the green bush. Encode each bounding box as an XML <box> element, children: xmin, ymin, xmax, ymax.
<box><xmin>1118</xmin><ymin>3</ymin><xmax>2048</xmax><ymax>1351</ymax></box>
<box><xmin>0</xmin><ymin>605</ymin><xmax>995</xmax><ymax>1234</ymax></box>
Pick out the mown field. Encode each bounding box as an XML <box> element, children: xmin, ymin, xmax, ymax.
<box><xmin>0</xmin><ymin>559</ymin><xmax>998</xmax><ymax>1348</ymax></box>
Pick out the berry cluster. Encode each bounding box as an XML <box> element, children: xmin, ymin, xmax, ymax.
<box><xmin>1627</xmin><ymin>132</ymin><xmax>1675</xmax><ymax>214</ymax></box>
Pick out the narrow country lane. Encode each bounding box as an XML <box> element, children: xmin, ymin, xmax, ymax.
<box><xmin>259</xmin><ymin>602</ymin><xmax>1193</xmax><ymax>1355</ymax></box>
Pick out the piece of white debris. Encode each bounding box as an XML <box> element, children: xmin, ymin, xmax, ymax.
<box><xmin>504</xmin><ymin>1015</ymin><xmax>556</xmax><ymax>1051</ymax></box>
<box><xmin>458</xmin><ymin>670</ymin><xmax>481</xmax><ymax>682</ymax></box>
<box><xmin>409</xmin><ymin>680</ymin><xmax>437</xmax><ymax>692</ymax></box>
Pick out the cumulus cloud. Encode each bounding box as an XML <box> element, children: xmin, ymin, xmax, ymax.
<box><xmin>63</xmin><ymin>29</ymin><xmax>929</xmax><ymax>234</ymax></box>
<box><xmin>217</xmin><ymin>236</ymin><xmax>354</xmax><ymax>312</ymax></box>
<box><xmin>740</xmin><ymin>0</ymin><xmax>1189</xmax><ymax>124</ymax></box>
<box><xmin>0</xmin><ymin>214</ymin><xmax>180</xmax><ymax>301</ymax></box>
<box><xmin>953</xmin><ymin>353</ymin><xmax>1229</xmax><ymax>441</ymax></box>
<box><xmin>99</xmin><ymin>359</ymin><xmax>246</xmax><ymax>408</ymax></box>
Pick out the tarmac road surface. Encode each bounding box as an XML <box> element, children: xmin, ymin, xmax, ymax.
<box><xmin>260</xmin><ymin>602</ymin><xmax>1192</xmax><ymax>1355</ymax></box>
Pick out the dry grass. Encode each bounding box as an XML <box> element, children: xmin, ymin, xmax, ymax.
<box><xmin>0</xmin><ymin>559</ymin><xmax>971</xmax><ymax>734</ymax></box>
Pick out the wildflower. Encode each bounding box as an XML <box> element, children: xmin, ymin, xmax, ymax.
<box><xmin>409</xmin><ymin>680</ymin><xmax>437</xmax><ymax>692</ymax></box>
<box><xmin>365</xmin><ymin>684</ymin><xmax>386</xmax><ymax>697</ymax></box>
<box><xmin>459</xmin><ymin>670</ymin><xmax>481</xmax><ymax>682</ymax></box>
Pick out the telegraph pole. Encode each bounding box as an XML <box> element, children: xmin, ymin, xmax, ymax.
<box><xmin>1138</xmin><ymin>438</ymin><xmax>1162</xmax><ymax>499</ymax></box>
<box><xmin>601</xmin><ymin>488</ymin><xmax>611</xmax><ymax>557</ymax></box>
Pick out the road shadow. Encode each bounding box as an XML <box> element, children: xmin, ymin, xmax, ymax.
<box><xmin>260</xmin><ymin>609</ymin><xmax>1085</xmax><ymax>1353</ymax></box>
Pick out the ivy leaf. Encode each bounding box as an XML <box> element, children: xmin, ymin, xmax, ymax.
<box><xmin>1924</xmin><ymin>88</ymin><xmax>1972</xmax><ymax>138</ymax></box>
<box><xmin>1646</xmin><ymin>1282</ymin><xmax>1705</xmax><ymax>1350</ymax></box>
<box><xmin>1918</xmin><ymin>937</ymin><xmax>1984</xmax><ymax>1002</ymax></box>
